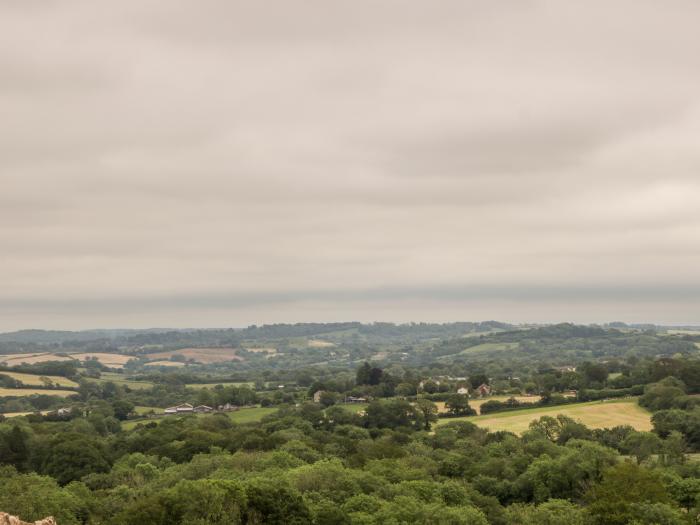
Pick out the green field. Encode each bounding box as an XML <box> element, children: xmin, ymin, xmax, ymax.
<box><xmin>435</xmin><ymin>398</ymin><xmax>651</xmax><ymax>433</ymax></box>
<box><xmin>0</xmin><ymin>371</ymin><xmax>78</xmax><ymax>387</ymax></box>
<box><xmin>459</xmin><ymin>342</ymin><xmax>519</xmax><ymax>354</ymax></box>
<box><xmin>339</xmin><ymin>403</ymin><xmax>368</xmax><ymax>414</ymax></box>
<box><xmin>122</xmin><ymin>406</ymin><xmax>277</xmax><ymax>430</ymax></box>
<box><xmin>186</xmin><ymin>382</ymin><xmax>255</xmax><ymax>390</ymax></box>
<box><xmin>90</xmin><ymin>373</ymin><xmax>154</xmax><ymax>390</ymax></box>
<box><xmin>0</xmin><ymin>387</ymin><xmax>77</xmax><ymax>398</ymax></box>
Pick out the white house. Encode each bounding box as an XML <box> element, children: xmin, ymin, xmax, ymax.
<box><xmin>457</xmin><ymin>387</ymin><xmax>469</xmax><ymax>395</ymax></box>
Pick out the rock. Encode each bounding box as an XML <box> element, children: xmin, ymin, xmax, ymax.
<box><xmin>0</xmin><ymin>512</ymin><xmax>56</xmax><ymax>525</ymax></box>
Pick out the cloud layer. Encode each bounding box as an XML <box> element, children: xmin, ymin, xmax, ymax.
<box><xmin>2</xmin><ymin>1</ymin><xmax>700</xmax><ymax>329</ymax></box>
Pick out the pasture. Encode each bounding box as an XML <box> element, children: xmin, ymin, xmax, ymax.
<box><xmin>434</xmin><ymin>398</ymin><xmax>651</xmax><ymax>433</ymax></box>
<box><xmin>0</xmin><ymin>388</ymin><xmax>76</xmax><ymax>398</ymax></box>
<box><xmin>144</xmin><ymin>347</ymin><xmax>241</xmax><ymax>364</ymax></box>
<box><xmin>0</xmin><ymin>371</ymin><xmax>78</xmax><ymax>388</ymax></box>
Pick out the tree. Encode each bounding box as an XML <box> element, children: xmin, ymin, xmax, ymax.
<box><xmin>111</xmin><ymin>399</ymin><xmax>135</xmax><ymax>421</ymax></box>
<box><xmin>444</xmin><ymin>394</ymin><xmax>476</xmax><ymax>417</ymax></box>
<box><xmin>585</xmin><ymin>462</ymin><xmax>674</xmax><ymax>525</ymax></box>
<box><xmin>622</xmin><ymin>432</ymin><xmax>662</xmax><ymax>464</ymax></box>
<box><xmin>415</xmin><ymin>399</ymin><xmax>438</xmax><ymax>431</ymax></box>
<box><xmin>356</xmin><ymin>363</ymin><xmax>372</xmax><ymax>386</ymax></box>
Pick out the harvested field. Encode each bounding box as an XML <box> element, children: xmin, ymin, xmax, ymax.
<box><xmin>70</xmin><ymin>352</ymin><xmax>133</xmax><ymax>368</ymax></box>
<box><xmin>145</xmin><ymin>347</ymin><xmax>241</xmax><ymax>364</ymax></box>
<box><xmin>0</xmin><ymin>371</ymin><xmax>77</xmax><ymax>388</ymax></box>
<box><xmin>435</xmin><ymin>398</ymin><xmax>651</xmax><ymax>433</ymax></box>
<box><xmin>0</xmin><ymin>352</ymin><xmax>75</xmax><ymax>365</ymax></box>
<box><xmin>144</xmin><ymin>360</ymin><xmax>185</xmax><ymax>367</ymax></box>
<box><xmin>0</xmin><ymin>388</ymin><xmax>76</xmax><ymax>398</ymax></box>
<box><xmin>243</xmin><ymin>347</ymin><xmax>276</xmax><ymax>354</ymax></box>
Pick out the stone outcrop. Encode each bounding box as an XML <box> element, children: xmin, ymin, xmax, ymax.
<box><xmin>0</xmin><ymin>512</ymin><xmax>56</xmax><ymax>525</ymax></box>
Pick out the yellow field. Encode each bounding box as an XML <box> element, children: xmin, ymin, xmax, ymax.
<box><xmin>89</xmin><ymin>373</ymin><xmax>154</xmax><ymax>390</ymax></box>
<box><xmin>145</xmin><ymin>348</ymin><xmax>241</xmax><ymax>364</ymax></box>
<box><xmin>435</xmin><ymin>395</ymin><xmax>541</xmax><ymax>415</ymax></box>
<box><xmin>70</xmin><ymin>352</ymin><xmax>133</xmax><ymax>368</ymax></box>
<box><xmin>0</xmin><ymin>371</ymin><xmax>77</xmax><ymax>387</ymax></box>
<box><xmin>435</xmin><ymin>399</ymin><xmax>651</xmax><ymax>433</ymax></box>
<box><xmin>308</xmin><ymin>339</ymin><xmax>335</xmax><ymax>348</ymax></box>
<box><xmin>243</xmin><ymin>347</ymin><xmax>277</xmax><ymax>354</ymax></box>
<box><xmin>0</xmin><ymin>410</ymin><xmax>51</xmax><ymax>418</ymax></box>
<box><xmin>0</xmin><ymin>388</ymin><xmax>76</xmax><ymax>398</ymax></box>
<box><xmin>144</xmin><ymin>360</ymin><xmax>185</xmax><ymax>367</ymax></box>
<box><xmin>0</xmin><ymin>353</ymin><xmax>74</xmax><ymax>365</ymax></box>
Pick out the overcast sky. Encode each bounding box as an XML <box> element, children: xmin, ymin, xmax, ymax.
<box><xmin>2</xmin><ymin>1</ymin><xmax>700</xmax><ymax>331</ymax></box>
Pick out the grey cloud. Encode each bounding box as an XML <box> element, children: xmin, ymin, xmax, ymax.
<box><xmin>2</xmin><ymin>1</ymin><xmax>700</xmax><ymax>330</ymax></box>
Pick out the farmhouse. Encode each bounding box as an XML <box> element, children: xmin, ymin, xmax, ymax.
<box><xmin>475</xmin><ymin>384</ymin><xmax>491</xmax><ymax>397</ymax></box>
<box><xmin>193</xmin><ymin>405</ymin><xmax>213</xmax><ymax>413</ymax></box>
<box><xmin>457</xmin><ymin>387</ymin><xmax>469</xmax><ymax>395</ymax></box>
<box><xmin>165</xmin><ymin>403</ymin><xmax>194</xmax><ymax>414</ymax></box>
<box><xmin>346</xmin><ymin>396</ymin><xmax>367</xmax><ymax>403</ymax></box>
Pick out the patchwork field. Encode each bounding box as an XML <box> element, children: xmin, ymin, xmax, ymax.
<box><xmin>435</xmin><ymin>399</ymin><xmax>651</xmax><ymax>433</ymax></box>
<box><xmin>0</xmin><ymin>410</ymin><xmax>51</xmax><ymax>418</ymax></box>
<box><xmin>145</xmin><ymin>347</ymin><xmax>241</xmax><ymax>364</ymax></box>
<box><xmin>0</xmin><ymin>388</ymin><xmax>76</xmax><ymax>398</ymax></box>
<box><xmin>0</xmin><ymin>353</ymin><xmax>74</xmax><ymax>365</ymax></box>
<box><xmin>70</xmin><ymin>352</ymin><xmax>133</xmax><ymax>368</ymax></box>
<box><xmin>0</xmin><ymin>371</ymin><xmax>78</xmax><ymax>388</ymax></box>
<box><xmin>435</xmin><ymin>395</ymin><xmax>541</xmax><ymax>415</ymax></box>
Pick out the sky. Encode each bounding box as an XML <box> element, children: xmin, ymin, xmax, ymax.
<box><xmin>2</xmin><ymin>0</ymin><xmax>700</xmax><ymax>331</ymax></box>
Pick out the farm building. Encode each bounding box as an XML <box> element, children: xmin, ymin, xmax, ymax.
<box><xmin>165</xmin><ymin>403</ymin><xmax>194</xmax><ymax>414</ymax></box>
<box><xmin>193</xmin><ymin>405</ymin><xmax>213</xmax><ymax>413</ymax></box>
<box><xmin>457</xmin><ymin>387</ymin><xmax>469</xmax><ymax>395</ymax></box>
<box><xmin>475</xmin><ymin>384</ymin><xmax>491</xmax><ymax>397</ymax></box>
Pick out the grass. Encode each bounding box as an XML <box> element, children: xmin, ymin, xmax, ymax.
<box><xmin>121</xmin><ymin>406</ymin><xmax>277</xmax><ymax>430</ymax></box>
<box><xmin>434</xmin><ymin>398</ymin><xmax>651</xmax><ymax>434</ymax></box>
<box><xmin>0</xmin><ymin>410</ymin><xmax>52</xmax><ymax>418</ymax></box>
<box><xmin>90</xmin><ymin>372</ymin><xmax>154</xmax><ymax>390</ymax></box>
<box><xmin>186</xmin><ymin>382</ymin><xmax>255</xmax><ymax>390</ymax></box>
<box><xmin>339</xmin><ymin>403</ymin><xmax>368</xmax><ymax>414</ymax></box>
<box><xmin>459</xmin><ymin>342</ymin><xmax>519</xmax><ymax>355</ymax></box>
<box><xmin>0</xmin><ymin>371</ymin><xmax>78</xmax><ymax>387</ymax></box>
<box><xmin>134</xmin><ymin>406</ymin><xmax>163</xmax><ymax>415</ymax></box>
<box><xmin>0</xmin><ymin>387</ymin><xmax>76</xmax><ymax>398</ymax></box>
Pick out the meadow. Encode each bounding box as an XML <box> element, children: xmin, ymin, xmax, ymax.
<box><xmin>90</xmin><ymin>372</ymin><xmax>154</xmax><ymax>390</ymax></box>
<box><xmin>121</xmin><ymin>406</ymin><xmax>278</xmax><ymax>430</ymax></box>
<box><xmin>434</xmin><ymin>398</ymin><xmax>651</xmax><ymax>433</ymax></box>
<box><xmin>0</xmin><ymin>352</ymin><xmax>73</xmax><ymax>365</ymax></box>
